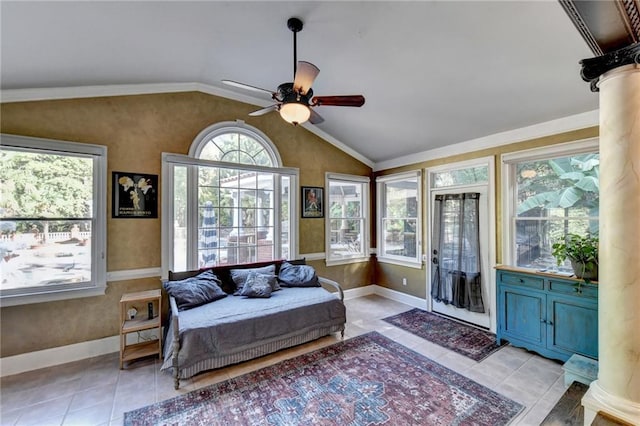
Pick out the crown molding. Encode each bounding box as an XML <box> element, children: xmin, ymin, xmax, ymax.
<box><xmin>373</xmin><ymin>109</ymin><xmax>599</xmax><ymax>172</ymax></box>
<box><xmin>1</xmin><ymin>84</ymin><xmax>594</xmax><ymax>172</ymax></box>
<box><xmin>0</xmin><ymin>82</ymin><xmax>373</xmax><ymax>168</ymax></box>
<box><xmin>298</xmin><ymin>122</ymin><xmax>374</xmax><ymax>168</ymax></box>
<box><xmin>0</xmin><ymin>82</ymin><xmax>197</xmax><ymax>103</ymax></box>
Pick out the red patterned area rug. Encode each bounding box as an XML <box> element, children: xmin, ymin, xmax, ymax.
<box><xmin>124</xmin><ymin>332</ymin><xmax>522</xmax><ymax>426</ymax></box>
<box><xmin>383</xmin><ymin>308</ymin><xmax>505</xmax><ymax>362</ymax></box>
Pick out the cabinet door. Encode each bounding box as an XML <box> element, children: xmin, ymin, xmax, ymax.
<box><xmin>499</xmin><ymin>285</ymin><xmax>546</xmax><ymax>346</ymax></box>
<box><xmin>547</xmin><ymin>294</ymin><xmax>598</xmax><ymax>359</ymax></box>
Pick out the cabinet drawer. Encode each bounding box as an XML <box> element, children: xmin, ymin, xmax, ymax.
<box><xmin>499</xmin><ymin>272</ymin><xmax>544</xmax><ymax>290</ymax></box>
<box><xmin>548</xmin><ymin>279</ymin><xmax>598</xmax><ymax>299</ymax></box>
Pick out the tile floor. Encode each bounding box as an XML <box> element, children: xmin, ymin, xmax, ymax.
<box><xmin>0</xmin><ymin>294</ymin><xmax>568</xmax><ymax>425</ymax></box>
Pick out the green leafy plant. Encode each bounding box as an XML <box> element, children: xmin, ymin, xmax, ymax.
<box><xmin>517</xmin><ymin>155</ymin><xmax>599</xmax><ymax>217</ymax></box>
<box><xmin>551</xmin><ymin>234</ymin><xmax>599</xmax><ymax>280</ymax></box>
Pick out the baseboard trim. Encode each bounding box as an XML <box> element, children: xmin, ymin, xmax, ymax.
<box><xmin>1</xmin><ymin>284</ymin><xmax>426</xmax><ymax>376</ymax></box>
<box><xmin>371</xmin><ymin>285</ymin><xmax>427</xmax><ymax>309</ymax></box>
<box><xmin>343</xmin><ymin>285</ymin><xmax>376</xmax><ymax>300</ymax></box>
<box><xmin>1</xmin><ymin>336</ymin><xmax>119</xmax><ymax>377</ymax></box>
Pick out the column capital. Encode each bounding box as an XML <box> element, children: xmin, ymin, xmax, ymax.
<box><xmin>580</xmin><ymin>42</ymin><xmax>640</xmax><ymax>92</ymax></box>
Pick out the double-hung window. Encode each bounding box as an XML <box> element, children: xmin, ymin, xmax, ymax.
<box><xmin>376</xmin><ymin>171</ymin><xmax>421</xmax><ymax>267</ymax></box>
<box><xmin>325</xmin><ymin>173</ymin><xmax>369</xmax><ymax>265</ymax></box>
<box><xmin>161</xmin><ymin>122</ymin><xmax>297</xmax><ymax>276</ymax></box>
<box><xmin>0</xmin><ymin>134</ymin><xmax>107</xmax><ymax>306</ymax></box>
<box><xmin>502</xmin><ymin>138</ymin><xmax>599</xmax><ymax>271</ymax></box>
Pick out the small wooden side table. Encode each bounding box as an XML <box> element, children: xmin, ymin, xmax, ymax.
<box><xmin>119</xmin><ymin>289</ymin><xmax>162</xmax><ymax>369</ymax></box>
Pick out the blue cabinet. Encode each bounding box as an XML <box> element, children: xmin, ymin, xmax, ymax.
<box><xmin>496</xmin><ymin>267</ymin><xmax>598</xmax><ymax>362</ymax></box>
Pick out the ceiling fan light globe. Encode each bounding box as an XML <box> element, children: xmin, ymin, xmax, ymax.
<box><xmin>280</xmin><ymin>102</ymin><xmax>311</xmax><ymax>125</ymax></box>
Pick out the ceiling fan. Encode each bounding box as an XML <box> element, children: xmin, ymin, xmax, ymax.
<box><xmin>222</xmin><ymin>17</ymin><xmax>365</xmax><ymax>126</ymax></box>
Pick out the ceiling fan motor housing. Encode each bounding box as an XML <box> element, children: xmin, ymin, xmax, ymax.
<box><xmin>277</xmin><ymin>82</ymin><xmax>313</xmax><ymax>106</ymax></box>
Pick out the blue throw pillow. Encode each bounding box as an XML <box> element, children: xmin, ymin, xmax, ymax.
<box><xmin>278</xmin><ymin>262</ymin><xmax>320</xmax><ymax>287</ymax></box>
<box><xmin>239</xmin><ymin>272</ymin><xmax>273</xmax><ymax>298</ymax></box>
<box><xmin>231</xmin><ymin>265</ymin><xmax>279</xmax><ymax>295</ymax></box>
<box><xmin>164</xmin><ymin>270</ymin><xmax>227</xmax><ymax>310</ymax></box>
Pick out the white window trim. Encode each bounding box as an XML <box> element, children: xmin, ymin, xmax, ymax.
<box><xmin>325</xmin><ymin>172</ymin><xmax>370</xmax><ymax>266</ymax></box>
<box><xmin>500</xmin><ymin>137</ymin><xmax>599</xmax><ymax>266</ymax></box>
<box><xmin>376</xmin><ymin>170</ymin><xmax>422</xmax><ymax>269</ymax></box>
<box><xmin>189</xmin><ymin>120</ymin><xmax>282</xmax><ymax>167</ymax></box>
<box><xmin>0</xmin><ymin>134</ymin><xmax>107</xmax><ymax>307</ymax></box>
<box><xmin>161</xmin><ymin>157</ymin><xmax>299</xmax><ymax>279</ymax></box>
<box><xmin>162</xmin><ymin>121</ymin><xmax>296</xmax><ymax>276</ymax></box>
<box><xmin>425</xmin><ymin>156</ymin><xmax>496</xmax><ymax>331</ymax></box>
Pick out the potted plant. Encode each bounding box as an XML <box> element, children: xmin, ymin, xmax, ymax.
<box><xmin>551</xmin><ymin>233</ymin><xmax>599</xmax><ymax>280</ymax></box>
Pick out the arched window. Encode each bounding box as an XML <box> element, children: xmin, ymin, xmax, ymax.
<box><xmin>162</xmin><ymin>122</ymin><xmax>298</xmax><ymax>276</ymax></box>
<box><xmin>189</xmin><ymin>122</ymin><xmax>281</xmax><ymax>166</ymax></box>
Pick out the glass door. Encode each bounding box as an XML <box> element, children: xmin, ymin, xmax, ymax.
<box><xmin>430</xmin><ymin>186</ymin><xmax>490</xmax><ymax>328</ymax></box>
<box><xmin>426</xmin><ymin>159</ymin><xmax>495</xmax><ymax>330</ymax></box>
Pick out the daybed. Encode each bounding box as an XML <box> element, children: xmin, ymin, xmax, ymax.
<box><xmin>160</xmin><ymin>259</ymin><xmax>346</xmax><ymax>389</ymax></box>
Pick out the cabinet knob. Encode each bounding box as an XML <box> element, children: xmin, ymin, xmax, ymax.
<box><xmin>540</xmin><ymin>319</ymin><xmax>547</xmax><ymax>323</ymax></box>
<box><xmin>548</xmin><ymin>321</ymin><xmax>554</xmax><ymax>326</ymax></box>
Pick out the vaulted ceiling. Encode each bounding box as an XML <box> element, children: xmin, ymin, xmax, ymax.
<box><xmin>1</xmin><ymin>1</ymin><xmax>603</xmax><ymax>168</ymax></box>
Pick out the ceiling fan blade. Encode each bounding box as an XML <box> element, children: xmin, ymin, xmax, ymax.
<box><xmin>308</xmin><ymin>108</ymin><xmax>325</xmax><ymax>125</ymax></box>
<box><xmin>312</xmin><ymin>95</ymin><xmax>365</xmax><ymax>107</ymax></box>
<box><xmin>293</xmin><ymin>61</ymin><xmax>320</xmax><ymax>95</ymax></box>
<box><xmin>249</xmin><ymin>104</ymin><xmax>279</xmax><ymax>116</ymax></box>
<box><xmin>222</xmin><ymin>80</ymin><xmax>275</xmax><ymax>97</ymax></box>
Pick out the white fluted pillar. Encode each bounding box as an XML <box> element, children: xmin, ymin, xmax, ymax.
<box><xmin>582</xmin><ymin>64</ymin><xmax>640</xmax><ymax>425</ymax></box>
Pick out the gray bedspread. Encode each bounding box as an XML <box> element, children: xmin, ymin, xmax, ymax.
<box><xmin>160</xmin><ymin>287</ymin><xmax>345</xmax><ymax>373</ymax></box>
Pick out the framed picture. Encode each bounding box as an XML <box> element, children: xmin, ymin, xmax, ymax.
<box><xmin>112</xmin><ymin>171</ymin><xmax>158</xmax><ymax>218</ymax></box>
<box><xmin>302</xmin><ymin>186</ymin><xmax>324</xmax><ymax>218</ymax></box>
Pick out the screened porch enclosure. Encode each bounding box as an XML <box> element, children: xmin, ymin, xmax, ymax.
<box><xmin>328</xmin><ymin>182</ymin><xmax>363</xmax><ymax>259</ymax></box>
<box><xmin>170</xmin><ymin>162</ymin><xmax>293</xmax><ymax>273</ymax></box>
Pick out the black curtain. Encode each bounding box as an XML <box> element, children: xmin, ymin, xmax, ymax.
<box><xmin>430</xmin><ymin>193</ymin><xmax>484</xmax><ymax>313</ymax></box>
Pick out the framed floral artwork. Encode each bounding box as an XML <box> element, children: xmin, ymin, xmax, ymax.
<box><xmin>112</xmin><ymin>172</ymin><xmax>158</xmax><ymax>218</ymax></box>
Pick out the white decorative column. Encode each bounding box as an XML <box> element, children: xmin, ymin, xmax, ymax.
<box><xmin>580</xmin><ymin>45</ymin><xmax>640</xmax><ymax>425</ymax></box>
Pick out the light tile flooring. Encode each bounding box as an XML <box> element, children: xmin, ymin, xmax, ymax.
<box><xmin>1</xmin><ymin>295</ymin><xmax>568</xmax><ymax>425</ymax></box>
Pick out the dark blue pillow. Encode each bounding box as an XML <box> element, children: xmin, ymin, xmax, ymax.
<box><xmin>231</xmin><ymin>265</ymin><xmax>279</xmax><ymax>295</ymax></box>
<box><xmin>164</xmin><ymin>270</ymin><xmax>227</xmax><ymax>310</ymax></box>
<box><xmin>239</xmin><ymin>272</ymin><xmax>273</xmax><ymax>298</ymax></box>
<box><xmin>230</xmin><ymin>265</ymin><xmax>278</xmax><ymax>291</ymax></box>
<box><xmin>278</xmin><ymin>262</ymin><xmax>320</xmax><ymax>287</ymax></box>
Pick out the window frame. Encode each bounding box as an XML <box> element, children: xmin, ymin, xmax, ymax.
<box><xmin>161</xmin><ymin>123</ymin><xmax>298</xmax><ymax>278</ymax></box>
<box><xmin>189</xmin><ymin>121</ymin><xmax>282</xmax><ymax>166</ymax></box>
<box><xmin>376</xmin><ymin>170</ymin><xmax>422</xmax><ymax>268</ymax></box>
<box><xmin>325</xmin><ymin>172</ymin><xmax>370</xmax><ymax>266</ymax></box>
<box><xmin>501</xmin><ymin>137</ymin><xmax>599</xmax><ymax>268</ymax></box>
<box><xmin>0</xmin><ymin>133</ymin><xmax>107</xmax><ymax>306</ymax></box>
